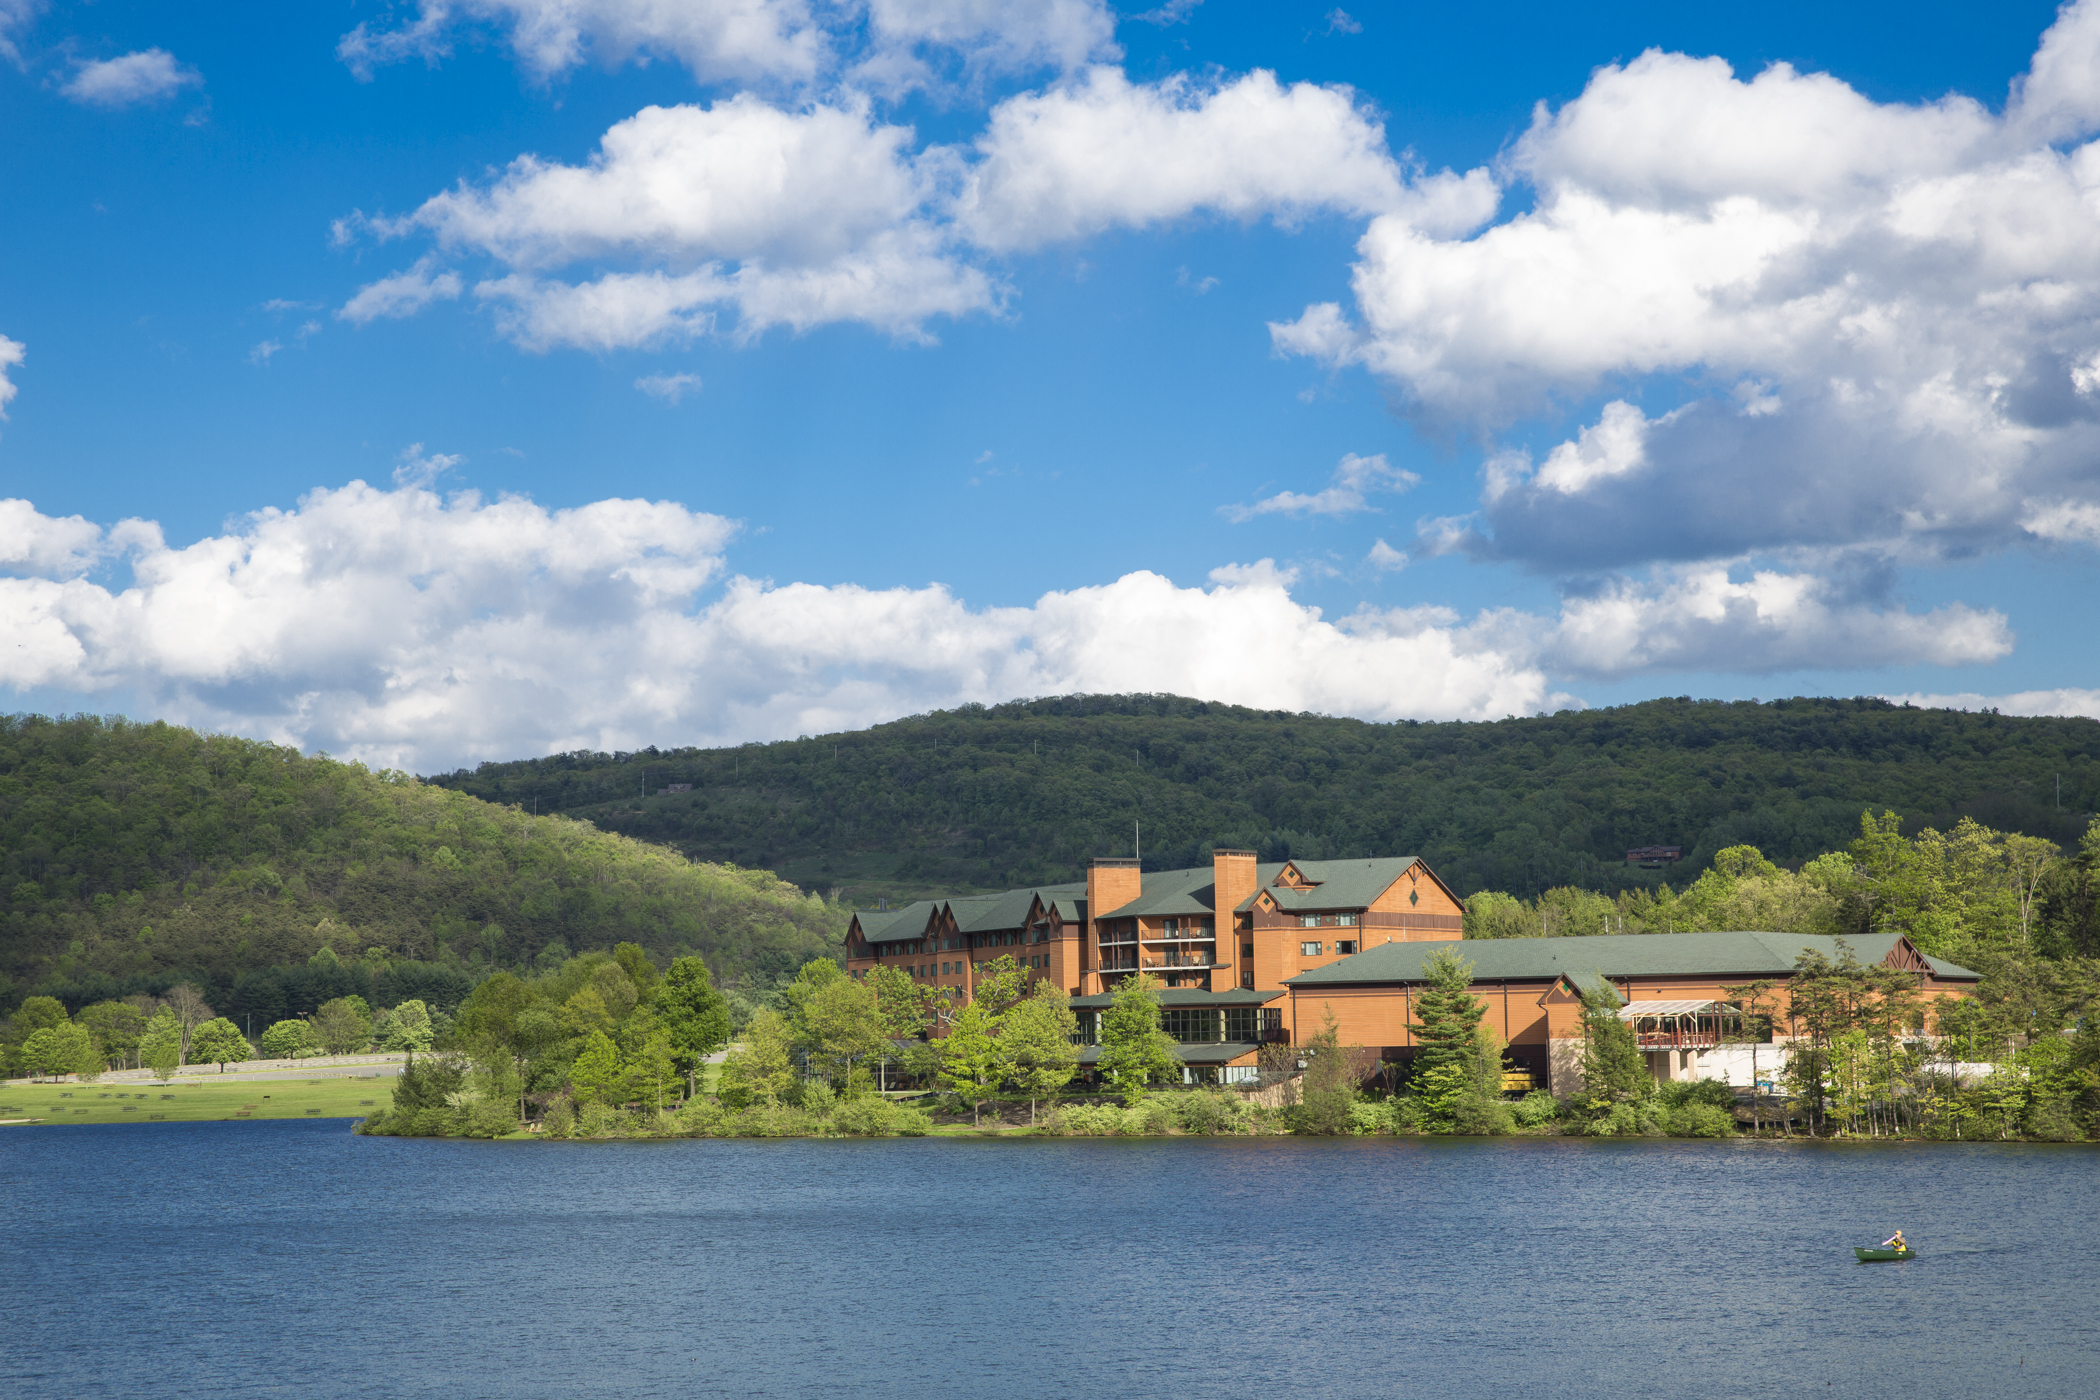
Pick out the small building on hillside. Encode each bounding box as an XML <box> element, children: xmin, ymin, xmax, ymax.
<box><xmin>1283</xmin><ymin>930</ymin><xmax>1981</xmax><ymax>1095</ymax></box>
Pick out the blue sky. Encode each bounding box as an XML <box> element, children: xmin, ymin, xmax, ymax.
<box><xmin>1</xmin><ymin>0</ymin><xmax>2095</xmax><ymax>770</ymax></box>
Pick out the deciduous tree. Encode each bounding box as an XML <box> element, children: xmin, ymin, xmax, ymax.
<box><xmin>569</xmin><ymin>1030</ymin><xmax>628</xmax><ymax>1107</ymax></box>
<box><xmin>658</xmin><ymin>955</ymin><xmax>733</xmax><ymax>1097</ymax></box>
<box><xmin>1097</xmin><ymin>974</ymin><xmax>1179</xmax><ymax>1106</ymax></box>
<box><xmin>937</xmin><ymin>999</ymin><xmax>1005</xmax><ymax>1125</ymax></box>
<box><xmin>259</xmin><ymin>1018</ymin><xmax>315</xmax><ymax>1059</ymax></box>
<box><xmin>314</xmin><ymin>996</ymin><xmax>373</xmax><ymax>1054</ymax></box>
<box><xmin>1002</xmin><ymin>986</ymin><xmax>1081</xmax><ymax>1124</ymax></box>
<box><xmin>189</xmin><ymin>1018</ymin><xmax>251</xmax><ymax>1073</ymax></box>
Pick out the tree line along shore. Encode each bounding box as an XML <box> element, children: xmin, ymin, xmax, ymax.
<box><xmin>2</xmin><ymin>701</ymin><xmax>2096</xmax><ymax>1142</ymax></box>
<box><xmin>6</xmin><ymin>807</ymin><xmax>2099</xmax><ymax>1142</ymax></box>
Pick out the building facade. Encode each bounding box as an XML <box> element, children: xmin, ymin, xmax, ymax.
<box><xmin>843</xmin><ymin>847</ymin><xmax>1468</xmax><ymax>1080</ymax></box>
<box><xmin>843</xmin><ymin>850</ymin><xmax>1982</xmax><ymax>1096</ymax></box>
<box><xmin>1283</xmin><ymin>929</ymin><xmax>1980</xmax><ymax>1094</ymax></box>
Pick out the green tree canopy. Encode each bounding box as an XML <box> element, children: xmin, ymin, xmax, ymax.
<box><xmin>657</xmin><ymin>955</ymin><xmax>733</xmax><ymax>1096</ymax></box>
<box><xmin>313</xmin><ymin>997</ymin><xmax>373</xmax><ymax>1055</ymax></box>
<box><xmin>1096</xmin><ymin>975</ymin><xmax>1179</xmax><ymax>1106</ymax></box>
<box><xmin>259</xmin><ymin>1018</ymin><xmax>315</xmax><ymax>1058</ymax></box>
<box><xmin>189</xmin><ymin>1018</ymin><xmax>251</xmax><ymax>1072</ymax></box>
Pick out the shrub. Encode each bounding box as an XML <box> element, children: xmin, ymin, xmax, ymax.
<box><xmin>1292</xmin><ymin>1087</ymin><xmax>1356</xmax><ymax>1136</ymax></box>
<box><xmin>575</xmin><ymin>1102</ymin><xmax>625</xmax><ymax>1138</ymax></box>
<box><xmin>1050</xmin><ymin>1103</ymin><xmax>1130</xmax><ymax>1136</ymax></box>
<box><xmin>1655</xmin><ymin>1079</ymin><xmax>1736</xmax><ymax>1111</ymax></box>
<box><xmin>1451</xmin><ymin>1095</ymin><xmax>1517</xmax><ymax>1136</ymax></box>
<box><xmin>889</xmin><ymin>1104</ymin><xmax>932</xmax><ymax>1136</ymax></box>
<box><xmin>830</xmin><ymin>1095</ymin><xmax>899</xmax><ymax>1136</ymax></box>
<box><xmin>461</xmin><ymin>1097</ymin><xmax>520</xmax><ymax>1138</ymax></box>
<box><xmin>1582</xmin><ymin>1101</ymin><xmax>1641</xmax><ymax>1137</ymax></box>
<box><xmin>1348</xmin><ymin>1100</ymin><xmax>1395</xmax><ymax>1135</ymax></box>
<box><xmin>1173</xmin><ymin>1090</ymin><xmax>1245</xmax><ymax>1135</ymax></box>
<box><xmin>541</xmin><ymin>1098</ymin><xmax>575</xmax><ymax>1137</ymax></box>
<box><xmin>1665</xmin><ymin>1103</ymin><xmax>1737</xmax><ymax>1138</ymax></box>
<box><xmin>1131</xmin><ymin>1097</ymin><xmax>1175</xmax><ymax>1135</ymax></box>
<box><xmin>1512</xmin><ymin>1090</ymin><xmax>1559</xmax><ymax>1128</ymax></box>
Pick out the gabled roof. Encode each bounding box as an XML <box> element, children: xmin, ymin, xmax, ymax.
<box><xmin>1094</xmin><ymin>864</ymin><xmax>1222</xmax><ymax>919</ymax></box>
<box><xmin>949</xmin><ymin>887</ymin><xmax>1040</xmax><ymax>934</ymax></box>
<box><xmin>851</xmin><ymin>901</ymin><xmax>942</xmax><ymax>945</ymax></box>
<box><xmin>857</xmin><ymin>881</ymin><xmax>1092</xmax><ymax>945</ymax></box>
<box><xmin>1237</xmin><ymin>856</ymin><xmax>1431</xmax><ymax>913</ymax></box>
<box><xmin>1284</xmin><ymin>931</ymin><xmax>1980</xmax><ymax>987</ymax></box>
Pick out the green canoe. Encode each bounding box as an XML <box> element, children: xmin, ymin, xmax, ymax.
<box><xmin>1854</xmin><ymin>1246</ymin><xmax>1916</xmax><ymax>1262</ymax></box>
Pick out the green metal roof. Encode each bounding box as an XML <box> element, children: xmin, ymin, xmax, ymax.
<box><xmin>1235</xmin><ymin>857</ymin><xmax>1420</xmax><ymax>913</ymax></box>
<box><xmin>852</xmin><ymin>901</ymin><xmax>940</xmax><ymax>945</ymax></box>
<box><xmin>1069</xmin><ymin>987</ymin><xmax>1282</xmax><ymax>1008</ymax></box>
<box><xmin>950</xmin><ymin>888</ymin><xmax>1041</xmax><ymax>934</ymax></box>
<box><xmin>1094</xmin><ymin>864</ymin><xmax>1221</xmax><ymax>919</ymax></box>
<box><xmin>1284</xmin><ymin>931</ymin><xmax>1980</xmax><ymax>987</ymax></box>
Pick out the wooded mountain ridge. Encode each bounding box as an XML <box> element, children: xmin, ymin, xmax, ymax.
<box><xmin>0</xmin><ymin>715</ymin><xmax>843</xmax><ymax>1013</ymax></box>
<box><xmin>425</xmin><ymin>695</ymin><xmax>2100</xmax><ymax>904</ymax></box>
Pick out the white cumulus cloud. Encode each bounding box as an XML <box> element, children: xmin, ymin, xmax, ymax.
<box><xmin>61</xmin><ymin>48</ymin><xmax>203</xmax><ymax>106</ymax></box>
<box><xmin>0</xmin><ymin>486</ymin><xmax>2027</xmax><ymax>771</ymax></box>
<box><xmin>347</xmin><ymin>64</ymin><xmax>1477</xmax><ymax>349</ymax></box>
<box><xmin>1276</xmin><ymin>0</ymin><xmax>2100</xmax><ymax>577</ymax></box>
<box><xmin>959</xmin><ymin>66</ymin><xmax>1410</xmax><ymax>250</ymax></box>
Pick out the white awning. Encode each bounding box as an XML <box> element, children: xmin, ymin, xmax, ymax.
<box><xmin>1615</xmin><ymin>999</ymin><xmax>1727</xmax><ymax>1019</ymax></box>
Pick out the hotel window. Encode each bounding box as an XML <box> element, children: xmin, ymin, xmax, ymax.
<box><xmin>1224</xmin><ymin>1006</ymin><xmax>1260</xmax><ymax>1041</ymax></box>
<box><xmin>1160</xmin><ymin>1008</ymin><xmax>1221</xmax><ymax>1041</ymax></box>
<box><xmin>1242</xmin><ymin>943</ymin><xmax>1254</xmax><ymax>960</ymax></box>
<box><xmin>1337</xmin><ymin>914</ymin><xmax>1357</xmax><ymax>926</ymax></box>
<box><xmin>1300</xmin><ymin>915</ymin><xmax>1319</xmax><ymax>928</ymax></box>
<box><xmin>1300</xmin><ymin>941</ymin><xmax>1323</xmax><ymax>956</ymax></box>
<box><xmin>1336</xmin><ymin>941</ymin><xmax>1358</xmax><ymax>956</ymax></box>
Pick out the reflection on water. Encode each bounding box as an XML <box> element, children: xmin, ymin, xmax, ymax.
<box><xmin>3</xmin><ymin>1122</ymin><xmax>2096</xmax><ymax>1398</ymax></box>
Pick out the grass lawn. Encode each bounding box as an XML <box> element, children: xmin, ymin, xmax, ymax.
<box><xmin>0</xmin><ymin>1076</ymin><xmax>391</xmax><ymax>1127</ymax></box>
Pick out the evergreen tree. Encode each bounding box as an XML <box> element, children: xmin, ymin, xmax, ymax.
<box><xmin>1407</xmin><ymin>949</ymin><xmax>1487</xmax><ymax>1081</ymax></box>
<box><xmin>1575</xmin><ymin>984</ymin><xmax>1648</xmax><ymax>1128</ymax></box>
<box><xmin>1097</xmin><ymin>975</ymin><xmax>1179</xmax><ymax>1106</ymax></box>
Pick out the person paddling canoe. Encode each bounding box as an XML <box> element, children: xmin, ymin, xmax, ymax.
<box><xmin>1881</xmin><ymin>1231</ymin><xmax>1907</xmax><ymax>1252</ymax></box>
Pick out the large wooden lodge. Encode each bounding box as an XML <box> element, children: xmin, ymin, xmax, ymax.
<box><xmin>843</xmin><ymin>848</ymin><xmax>1981</xmax><ymax>1094</ymax></box>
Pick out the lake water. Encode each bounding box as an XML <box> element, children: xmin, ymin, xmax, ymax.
<box><xmin>4</xmin><ymin>1121</ymin><xmax>2095</xmax><ymax>1399</ymax></box>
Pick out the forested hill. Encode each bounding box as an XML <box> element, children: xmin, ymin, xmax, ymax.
<box><xmin>0</xmin><ymin>715</ymin><xmax>843</xmax><ymax>1012</ymax></box>
<box><xmin>425</xmin><ymin>695</ymin><xmax>2100</xmax><ymax>904</ymax></box>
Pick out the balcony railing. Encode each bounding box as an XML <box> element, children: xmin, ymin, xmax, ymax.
<box><xmin>1634</xmin><ymin>1030</ymin><xmax>1724</xmax><ymax>1051</ymax></box>
<box><xmin>1143</xmin><ymin>955</ymin><xmax>1224</xmax><ymax>970</ymax></box>
<box><xmin>1098</xmin><ymin>954</ymin><xmax>1139</xmax><ymax>971</ymax></box>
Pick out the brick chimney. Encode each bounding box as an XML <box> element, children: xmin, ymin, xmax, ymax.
<box><xmin>1087</xmin><ymin>858</ymin><xmax>1143</xmax><ymax>932</ymax></box>
<box><xmin>1212</xmin><ymin>847</ymin><xmax>1258</xmax><ymax>929</ymax></box>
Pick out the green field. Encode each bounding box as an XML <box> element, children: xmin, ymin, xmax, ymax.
<box><xmin>0</xmin><ymin>1075</ymin><xmax>393</xmax><ymax>1127</ymax></box>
